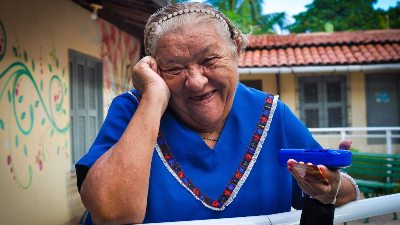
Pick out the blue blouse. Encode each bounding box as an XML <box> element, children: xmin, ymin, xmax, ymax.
<box><xmin>76</xmin><ymin>82</ymin><xmax>322</xmax><ymax>224</ymax></box>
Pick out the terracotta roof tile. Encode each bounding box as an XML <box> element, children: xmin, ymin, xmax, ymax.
<box><xmin>367</xmin><ymin>44</ymin><xmax>383</xmax><ymax>61</ymax></box>
<box><xmin>342</xmin><ymin>46</ymin><xmax>358</xmax><ymax>64</ymax></box>
<box><xmin>278</xmin><ymin>49</ymin><xmax>287</xmax><ymax>66</ymax></box>
<box><xmin>316</xmin><ymin>46</ymin><xmax>329</xmax><ymax>64</ymax></box>
<box><xmin>294</xmin><ymin>47</ymin><xmax>306</xmax><ymax>65</ymax></box>
<box><xmin>310</xmin><ymin>47</ymin><xmax>322</xmax><ymax>64</ymax></box>
<box><xmin>247</xmin><ymin>29</ymin><xmax>400</xmax><ymax>49</ymax></box>
<box><xmin>393</xmin><ymin>43</ymin><xmax>400</xmax><ymax>53</ymax></box>
<box><xmin>239</xmin><ymin>29</ymin><xmax>400</xmax><ymax>67</ymax></box>
<box><xmin>351</xmin><ymin>45</ymin><xmax>368</xmax><ymax>63</ymax></box>
<box><xmin>333</xmin><ymin>46</ymin><xmax>348</xmax><ymax>64</ymax></box>
<box><xmin>375</xmin><ymin>44</ymin><xmax>390</xmax><ymax>61</ymax></box>
<box><xmin>383</xmin><ymin>44</ymin><xmax>400</xmax><ymax>60</ymax></box>
<box><xmin>325</xmin><ymin>46</ymin><xmax>339</xmax><ymax>64</ymax></box>
<box><xmin>260</xmin><ymin>49</ymin><xmax>269</xmax><ymax>67</ymax></box>
<box><xmin>358</xmin><ymin>45</ymin><xmax>374</xmax><ymax>62</ymax></box>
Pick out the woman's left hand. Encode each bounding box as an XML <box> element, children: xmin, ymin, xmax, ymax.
<box><xmin>287</xmin><ymin>139</ymin><xmax>352</xmax><ymax>205</ymax></box>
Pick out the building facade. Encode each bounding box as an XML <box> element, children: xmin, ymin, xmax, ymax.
<box><xmin>238</xmin><ymin>30</ymin><xmax>400</xmax><ymax>153</ymax></box>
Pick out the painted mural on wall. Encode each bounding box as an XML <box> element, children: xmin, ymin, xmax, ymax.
<box><xmin>0</xmin><ymin>20</ymin><xmax>69</xmax><ymax>191</ymax></box>
<box><xmin>98</xmin><ymin>19</ymin><xmax>140</xmax><ymax>114</ymax></box>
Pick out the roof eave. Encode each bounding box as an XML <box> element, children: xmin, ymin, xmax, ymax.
<box><xmin>238</xmin><ymin>63</ymin><xmax>400</xmax><ymax>75</ymax></box>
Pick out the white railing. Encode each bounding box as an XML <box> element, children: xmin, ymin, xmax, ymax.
<box><xmin>308</xmin><ymin>127</ymin><xmax>400</xmax><ymax>154</ymax></box>
<box><xmin>143</xmin><ymin>194</ymin><xmax>400</xmax><ymax>225</ymax></box>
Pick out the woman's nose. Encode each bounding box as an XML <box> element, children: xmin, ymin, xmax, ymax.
<box><xmin>185</xmin><ymin>67</ymin><xmax>208</xmax><ymax>92</ymax></box>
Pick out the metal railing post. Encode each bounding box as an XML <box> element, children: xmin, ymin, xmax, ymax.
<box><xmin>386</xmin><ymin>129</ymin><xmax>393</xmax><ymax>183</ymax></box>
<box><xmin>340</xmin><ymin>129</ymin><xmax>346</xmax><ymax>141</ymax></box>
<box><xmin>386</xmin><ymin>129</ymin><xmax>392</xmax><ymax>154</ymax></box>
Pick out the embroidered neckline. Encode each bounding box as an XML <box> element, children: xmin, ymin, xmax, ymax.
<box><xmin>129</xmin><ymin>89</ymin><xmax>278</xmax><ymax>211</ymax></box>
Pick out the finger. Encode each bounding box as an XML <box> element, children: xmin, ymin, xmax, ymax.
<box><xmin>303</xmin><ymin>165</ymin><xmax>331</xmax><ymax>184</ymax></box>
<box><xmin>339</xmin><ymin>139</ymin><xmax>352</xmax><ymax>150</ymax></box>
<box><xmin>302</xmin><ymin>165</ymin><xmax>332</xmax><ymax>196</ymax></box>
<box><xmin>138</xmin><ymin>56</ymin><xmax>158</xmax><ymax>73</ymax></box>
<box><xmin>295</xmin><ymin>175</ymin><xmax>321</xmax><ymax>197</ymax></box>
<box><xmin>287</xmin><ymin>159</ymin><xmax>317</xmax><ymax>195</ymax></box>
<box><xmin>302</xmin><ymin>174</ymin><xmax>331</xmax><ymax>195</ymax></box>
<box><xmin>287</xmin><ymin>159</ymin><xmax>318</xmax><ymax>187</ymax></box>
<box><xmin>318</xmin><ymin>165</ymin><xmax>340</xmax><ymax>181</ymax></box>
<box><xmin>148</xmin><ymin>57</ymin><xmax>159</xmax><ymax>74</ymax></box>
<box><xmin>287</xmin><ymin>159</ymin><xmax>302</xmax><ymax>180</ymax></box>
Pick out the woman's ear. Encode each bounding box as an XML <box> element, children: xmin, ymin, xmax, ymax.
<box><xmin>232</xmin><ymin>37</ymin><xmax>242</xmax><ymax>61</ymax></box>
<box><xmin>234</xmin><ymin>38</ymin><xmax>242</xmax><ymax>56</ymax></box>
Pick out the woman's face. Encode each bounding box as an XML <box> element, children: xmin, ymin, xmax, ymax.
<box><xmin>155</xmin><ymin>23</ymin><xmax>239</xmax><ymax>132</ymax></box>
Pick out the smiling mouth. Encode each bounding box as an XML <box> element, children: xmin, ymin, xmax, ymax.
<box><xmin>189</xmin><ymin>90</ymin><xmax>216</xmax><ymax>101</ymax></box>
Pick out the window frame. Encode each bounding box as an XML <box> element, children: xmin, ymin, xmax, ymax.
<box><xmin>69</xmin><ymin>50</ymin><xmax>103</xmax><ymax>170</ymax></box>
<box><xmin>298</xmin><ymin>75</ymin><xmax>348</xmax><ymax>128</ymax></box>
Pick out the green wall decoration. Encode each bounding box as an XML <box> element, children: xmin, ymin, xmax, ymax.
<box><xmin>0</xmin><ymin>20</ymin><xmax>70</xmax><ymax>191</ymax></box>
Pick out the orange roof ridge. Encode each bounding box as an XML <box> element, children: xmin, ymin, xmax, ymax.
<box><xmin>247</xmin><ymin>29</ymin><xmax>400</xmax><ymax>49</ymax></box>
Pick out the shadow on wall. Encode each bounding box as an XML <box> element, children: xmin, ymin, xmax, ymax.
<box><xmin>65</xmin><ymin>172</ymin><xmax>86</xmax><ymax>225</ymax></box>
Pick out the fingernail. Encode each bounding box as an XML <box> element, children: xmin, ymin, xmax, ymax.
<box><xmin>288</xmin><ymin>167</ymin><xmax>292</xmax><ymax>172</ymax></box>
<box><xmin>288</xmin><ymin>162</ymin><xmax>293</xmax><ymax>167</ymax></box>
<box><xmin>304</xmin><ymin>179</ymin><xmax>310</xmax><ymax>184</ymax></box>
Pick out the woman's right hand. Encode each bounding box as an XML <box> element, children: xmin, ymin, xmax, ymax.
<box><xmin>82</xmin><ymin>56</ymin><xmax>171</xmax><ymax>224</ymax></box>
<box><xmin>132</xmin><ymin>56</ymin><xmax>170</xmax><ymax>108</ymax></box>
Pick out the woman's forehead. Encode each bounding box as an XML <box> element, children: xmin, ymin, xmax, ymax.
<box><xmin>156</xmin><ymin>26</ymin><xmax>227</xmax><ymax>57</ymax></box>
<box><xmin>156</xmin><ymin>43</ymin><xmax>221</xmax><ymax>65</ymax></box>
<box><xmin>163</xmin><ymin>22</ymin><xmax>222</xmax><ymax>42</ymax></box>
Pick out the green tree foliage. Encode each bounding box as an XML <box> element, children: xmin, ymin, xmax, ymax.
<box><xmin>205</xmin><ymin>0</ymin><xmax>290</xmax><ymax>34</ymax></box>
<box><xmin>287</xmin><ymin>0</ymin><xmax>386</xmax><ymax>33</ymax></box>
<box><xmin>376</xmin><ymin>1</ymin><xmax>400</xmax><ymax>29</ymax></box>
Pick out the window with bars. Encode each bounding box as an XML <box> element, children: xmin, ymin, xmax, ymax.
<box><xmin>69</xmin><ymin>50</ymin><xmax>103</xmax><ymax>168</ymax></box>
<box><xmin>298</xmin><ymin>75</ymin><xmax>347</xmax><ymax>128</ymax></box>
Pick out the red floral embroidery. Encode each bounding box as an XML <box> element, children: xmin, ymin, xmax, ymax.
<box><xmin>246</xmin><ymin>154</ymin><xmax>252</xmax><ymax>160</ymax></box>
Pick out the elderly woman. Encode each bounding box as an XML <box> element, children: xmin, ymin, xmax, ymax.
<box><xmin>76</xmin><ymin>2</ymin><xmax>359</xmax><ymax>225</ymax></box>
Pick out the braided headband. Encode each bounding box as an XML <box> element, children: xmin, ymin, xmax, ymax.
<box><xmin>145</xmin><ymin>3</ymin><xmax>246</xmax><ymax>56</ymax></box>
<box><xmin>151</xmin><ymin>8</ymin><xmax>238</xmax><ymax>38</ymax></box>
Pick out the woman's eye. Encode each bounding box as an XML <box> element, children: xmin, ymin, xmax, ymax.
<box><xmin>164</xmin><ymin>68</ymin><xmax>183</xmax><ymax>75</ymax></box>
<box><xmin>203</xmin><ymin>57</ymin><xmax>218</xmax><ymax>65</ymax></box>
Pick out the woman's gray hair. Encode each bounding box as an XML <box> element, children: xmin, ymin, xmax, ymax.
<box><xmin>144</xmin><ymin>2</ymin><xmax>249</xmax><ymax>58</ymax></box>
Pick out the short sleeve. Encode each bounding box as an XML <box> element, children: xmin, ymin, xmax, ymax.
<box><xmin>76</xmin><ymin>92</ymin><xmax>139</xmax><ymax>168</ymax></box>
<box><xmin>75</xmin><ymin>92</ymin><xmax>139</xmax><ymax>191</ymax></box>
